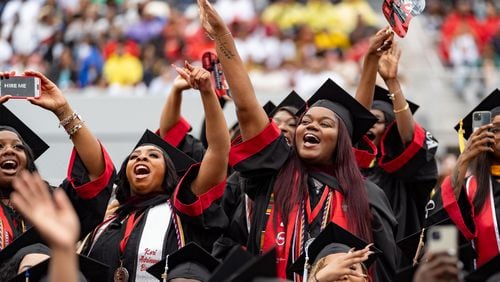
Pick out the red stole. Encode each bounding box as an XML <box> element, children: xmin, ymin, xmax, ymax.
<box><xmin>466</xmin><ymin>178</ymin><xmax>500</xmax><ymax>267</ymax></box>
<box><xmin>0</xmin><ymin>206</ymin><xmax>14</xmax><ymax>251</ymax></box>
<box><xmin>260</xmin><ymin>188</ymin><xmax>348</xmax><ymax>280</ymax></box>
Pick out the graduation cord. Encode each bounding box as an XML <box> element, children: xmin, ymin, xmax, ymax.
<box><xmin>161</xmin><ymin>200</ymin><xmax>185</xmax><ymax>281</ymax></box>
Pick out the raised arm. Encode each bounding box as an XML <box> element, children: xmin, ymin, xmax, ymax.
<box><xmin>198</xmin><ymin>0</ymin><xmax>268</xmax><ymax>141</ymax></box>
<box><xmin>158</xmin><ymin>71</ymin><xmax>192</xmax><ymax>137</ymax></box>
<box><xmin>174</xmin><ymin>63</ymin><xmax>230</xmax><ymax>195</ymax></box>
<box><xmin>377</xmin><ymin>43</ymin><xmax>414</xmax><ymax>144</ymax></box>
<box><xmin>24</xmin><ymin>70</ymin><xmax>104</xmax><ymax>180</ymax></box>
<box><xmin>355</xmin><ymin>27</ymin><xmax>394</xmax><ymax>109</ymax></box>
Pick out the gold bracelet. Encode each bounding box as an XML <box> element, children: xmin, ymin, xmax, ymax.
<box><xmin>59</xmin><ymin>112</ymin><xmax>81</xmax><ymax>127</ymax></box>
<box><xmin>66</xmin><ymin>122</ymin><xmax>84</xmax><ymax>138</ymax></box>
<box><xmin>393</xmin><ymin>102</ymin><xmax>409</xmax><ymax>114</ymax></box>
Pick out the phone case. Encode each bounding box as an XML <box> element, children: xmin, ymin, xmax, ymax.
<box><xmin>0</xmin><ymin>76</ymin><xmax>41</xmax><ymax>99</ymax></box>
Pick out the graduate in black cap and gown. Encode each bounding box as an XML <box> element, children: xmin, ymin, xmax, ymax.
<box><xmin>440</xmin><ymin>89</ymin><xmax>500</xmax><ymax>268</ymax></box>
<box><xmin>0</xmin><ymin>71</ymin><xmax>115</xmax><ymax>250</ymax></box>
<box><xmin>80</xmin><ymin>63</ymin><xmax>230</xmax><ymax>282</ymax></box>
<box><xmin>355</xmin><ymin>42</ymin><xmax>439</xmax><ymax>241</ymax></box>
<box><xmin>196</xmin><ymin>2</ymin><xmax>398</xmax><ymax>280</ymax></box>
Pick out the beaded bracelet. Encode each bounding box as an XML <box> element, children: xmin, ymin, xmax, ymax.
<box><xmin>393</xmin><ymin>102</ymin><xmax>409</xmax><ymax>114</ymax></box>
<box><xmin>67</xmin><ymin>122</ymin><xmax>84</xmax><ymax>138</ymax></box>
<box><xmin>59</xmin><ymin>112</ymin><xmax>81</xmax><ymax>128</ymax></box>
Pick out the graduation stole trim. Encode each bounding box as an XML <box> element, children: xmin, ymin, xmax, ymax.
<box><xmin>0</xmin><ymin>207</ymin><xmax>13</xmax><ymax>251</ymax></box>
<box><xmin>491</xmin><ymin>165</ymin><xmax>500</xmax><ymax>177</ymax></box>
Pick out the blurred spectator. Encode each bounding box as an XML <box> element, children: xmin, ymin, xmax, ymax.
<box><xmin>48</xmin><ymin>46</ymin><xmax>77</xmax><ymax>90</ymax></box>
<box><xmin>103</xmin><ymin>38</ymin><xmax>143</xmax><ymax>86</ymax></box>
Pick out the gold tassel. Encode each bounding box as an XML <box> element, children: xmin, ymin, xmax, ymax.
<box><xmin>458</xmin><ymin>120</ymin><xmax>466</xmax><ymax>153</ymax></box>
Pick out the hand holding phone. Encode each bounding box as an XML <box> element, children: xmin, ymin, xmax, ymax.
<box><xmin>0</xmin><ymin>76</ymin><xmax>41</xmax><ymax>99</ymax></box>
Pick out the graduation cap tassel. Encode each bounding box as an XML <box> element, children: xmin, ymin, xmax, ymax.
<box><xmin>161</xmin><ymin>255</ymin><xmax>169</xmax><ymax>282</ymax></box>
<box><xmin>413</xmin><ymin>228</ymin><xmax>425</xmax><ymax>266</ymax></box>
<box><xmin>458</xmin><ymin>120</ymin><xmax>466</xmax><ymax>154</ymax></box>
<box><xmin>303</xmin><ymin>238</ymin><xmax>315</xmax><ymax>281</ymax></box>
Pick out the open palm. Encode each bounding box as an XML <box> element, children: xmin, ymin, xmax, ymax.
<box><xmin>378</xmin><ymin>43</ymin><xmax>401</xmax><ymax>81</ymax></box>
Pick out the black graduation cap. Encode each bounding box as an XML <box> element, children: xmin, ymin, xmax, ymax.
<box><xmin>297</xmin><ymin>79</ymin><xmax>378</xmax><ymax>144</ymax></box>
<box><xmin>454</xmin><ymin>88</ymin><xmax>500</xmax><ymax>140</ymax></box>
<box><xmin>134</xmin><ymin>129</ymin><xmax>197</xmax><ymax>174</ymax></box>
<box><xmin>372</xmin><ymin>85</ymin><xmax>419</xmax><ymax>115</ymax></box>
<box><xmin>269</xmin><ymin>91</ymin><xmax>305</xmax><ymax>117</ymax></box>
<box><xmin>0</xmin><ymin>228</ymin><xmax>108</xmax><ymax>282</ymax></box>
<box><xmin>465</xmin><ymin>254</ymin><xmax>500</xmax><ymax>282</ymax></box>
<box><xmin>146</xmin><ymin>242</ymin><xmax>220</xmax><ymax>282</ymax></box>
<box><xmin>262</xmin><ymin>101</ymin><xmax>277</xmax><ymax>117</ymax></box>
<box><xmin>228</xmin><ymin>248</ymin><xmax>277</xmax><ymax>282</ymax></box>
<box><xmin>0</xmin><ymin>104</ymin><xmax>49</xmax><ymax>160</ymax></box>
<box><xmin>288</xmin><ymin>222</ymin><xmax>381</xmax><ymax>276</ymax></box>
<box><xmin>208</xmin><ymin>245</ymin><xmax>254</xmax><ymax>282</ymax></box>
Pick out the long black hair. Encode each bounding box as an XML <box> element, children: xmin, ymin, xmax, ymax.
<box><xmin>0</xmin><ymin>126</ymin><xmax>38</xmax><ymax>173</ymax></box>
<box><xmin>114</xmin><ymin>145</ymin><xmax>178</xmax><ymax>203</ymax></box>
<box><xmin>471</xmin><ymin>152</ymin><xmax>492</xmax><ymax>214</ymax></box>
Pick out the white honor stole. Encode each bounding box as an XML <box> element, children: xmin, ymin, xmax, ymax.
<box><xmin>135</xmin><ymin>202</ymin><xmax>172</xmax><ymax>281</ymax></box>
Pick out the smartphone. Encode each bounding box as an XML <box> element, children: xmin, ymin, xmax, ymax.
<box><xmin>427</xmin><ymin>225</ymin><xmax>458</xmax><ymax>257</ymax></box>
<box><xmin>472</xmin><ymin>111</ymin><xmax>491</xmax><ymax>132</ymax></box>
<box><xmin>0</xmin><ymin>76</ymin><xmax>41</xmax><ymax>98</ymax></box>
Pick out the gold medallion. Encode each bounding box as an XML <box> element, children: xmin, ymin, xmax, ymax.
<box><xmin>114</xmin><ymin>266</ymin><xmax>129</xmax><ymax>282</ymax></box>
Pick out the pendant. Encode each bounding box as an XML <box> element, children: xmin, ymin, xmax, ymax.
<box><xmin>114</xmin><ymin>261</ymin><xmax>129</xmax><ymax>282</ymax></box>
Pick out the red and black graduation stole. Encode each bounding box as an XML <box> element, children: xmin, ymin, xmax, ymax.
<box><xmin>260</xmin><ymin>186</ymin><xmax>348</xmax><ymax>281</ymax></box>
<box><xmin>0</xmin><ymin>207</ymin><xmax>14</xmax><ymax>250</ymax></box>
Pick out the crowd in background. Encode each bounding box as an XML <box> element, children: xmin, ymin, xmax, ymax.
<box><xmin>0</xmin><ymin>0</ymin><xmax>499</xmax><ymax>97</ymax></box>
<box><xmin>0</xmin><ymin>0</ymin><xmax>381</xmax><ymax>95</ymax></box>
<box><xmin>424</xmin><ymin>0</ymin><xmax>500</xmax><ymax>102</ymax></box>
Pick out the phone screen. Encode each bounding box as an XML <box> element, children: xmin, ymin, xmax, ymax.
<box><xmin>0</xmin><ymin>77</ymin><xmax>41</xmax><ymax>98</ymax></box>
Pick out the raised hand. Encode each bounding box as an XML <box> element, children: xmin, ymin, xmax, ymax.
<box><xmin>22</xmin><ymin>70</ymin><xmax>69</xmax><ymax>118</ymax></box>
<box><xmin>413</xmin><ymin>251</ymin><xmax>459</xmax><ymax>282</ymax></box>
<box><xmin>314</xmin><ymin>244</ymin><xmax>373</xmax><ymax>282</ymax></box>
<box><xmin>172</xmin><ymin>72</ymin><xmax>192</xmax><ymax>92</ymax></box>
<box><xmin>366</xmin><ymin>27</ymin><xmax>394</xmax><ymax>59</ymax></box>
<box><xmin>11</xmin><ymin>171</ymin><xmax>80</xmax><ymax>249</ymax></box>
<box><xmin>461</xmin><ymin>123</ymin><xmax>495</xmax><ymax>162</ymax></box>
<box><xmin>378</xmin><ymin>42</ymin><xmax>402</xmax><ymax>81</ymax></box>
<box><xmin>198</xmin><ymin>0</ymin><xmax>230</xmax><ymax>40</ymax></box>
<box><xmin>172</xmin><ymin>62</ymin><xmax>214</xmax><ymax>94</ymax></box>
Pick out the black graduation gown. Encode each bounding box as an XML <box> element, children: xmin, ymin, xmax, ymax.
<box><xmin>216</xmin><ymin>122</ymin><xmax>398</xmax><ymax>281</ymax></box>
<box><xmin>82</xmin><ymin>164</ymin><xmax>228</xmax><ymax>282</ymax></box>
<box><xmin>361</xmin><ymin>122</ymin><xmax>438</xmax><ymax>241</ymax></box>
<box><xmin>157</xmin><ymin>117</ymin><xmax>205</xmax><ymax>163</ymax></box>
<box><xmin>0</xmin><ymin>144</ymin><xmax>115</xmax><ymax>250</ymax></box>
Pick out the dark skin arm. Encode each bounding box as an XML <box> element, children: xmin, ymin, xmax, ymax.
<box><xmin>198</xmin><ymin>0</ymin><xmax>268</xmax><ymax>142</ymax></box>
<box><xmin>173</xmin><ymin>63</ymin><xmax>230</xmax><ymax>195</ymax></box>
<box><xmin>355</xmin><ymin>27</ymin><xmax>394</xmax><ymax>109</ymax></box>
<box><xmin>378</xmin><ymin>43</ymin><xmax>415</xmax><ymax>144</ymax></box>
<box><xmin>158</xmin><ymin>67</ymin><xmax>192</xmax><ymax>137</ymax></box>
